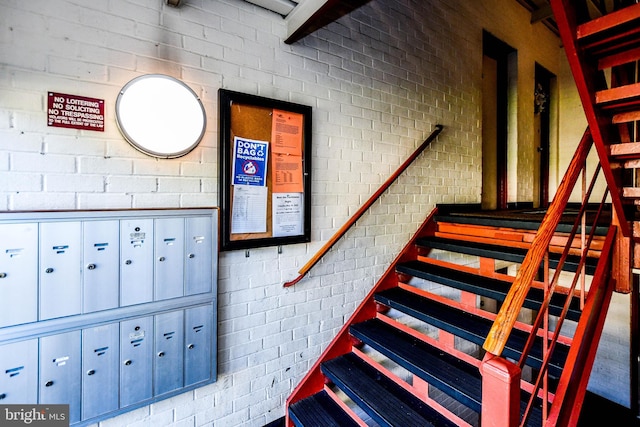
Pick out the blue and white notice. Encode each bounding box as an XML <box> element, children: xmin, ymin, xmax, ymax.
<box><xmin>232</xmin><ymin>136</ymin><xmax>269</xmax><ymax>186</ymax></box>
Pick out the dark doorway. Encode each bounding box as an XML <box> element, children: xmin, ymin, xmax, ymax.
<box><xmin>482</xmin><ymin>31</ymin><xmax>516</xmax><ymax>210</ymax></box>
<box><xmin>535</xmin><ymin>63</ymin><xmax>553</xmax><ymax>208</ymax></box>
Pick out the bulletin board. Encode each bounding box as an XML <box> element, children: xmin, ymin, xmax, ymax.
<box><xmin>218</xmin><ymin>89</ymin><xmax>312</xmax><ymax>251</ymax></box>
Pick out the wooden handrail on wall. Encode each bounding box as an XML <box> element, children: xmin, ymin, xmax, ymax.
<box><xmin>483</xmin><ymin>128</ymin><xmax>593</xmax><ymax>356</ymax></box>
<box><xmin>283</xmin><ymin>124</ymin><xmax>444</xmax><ymax>287</ymax></box>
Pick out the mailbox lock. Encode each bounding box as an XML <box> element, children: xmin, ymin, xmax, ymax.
<box><xmin>125</xmin><ymin>260</ymin><xmax>132</xmax><ymax>265</ymax></box>
<box><xmin>45</xmin><ymin>268</ymin><xmax>54</xmax><ymax>274</ymax></box>
<box><xmin>188</xmin><ymin>253</ymin><xmax>195</xmax><ymax>259</ymax></box>
<box><xmin>45</xmin><ymin>381</ymin><xmax>54</xmax><ymax>387</ymax></box>
<box><xmin>158</xmin><ymin>257</ymin><xmax>166</xmax><ymax>262</ymax></box>
<box><xmin>188</xmin><ymin>344</ymin><xmax>195</xmax><ymax>350</ymax></box>
<box><xmin>0</xmin><ymin>272</ymin><xmax>7</xmax><ymax>279</ymax></box>
<box><xmin>124</xmin><ymin>360</ymin><xmax>132</xmax><ymax>366</ymax></box>
<box><xmin>87</xmin><ymin>369</ymin><xmax>96</xmax><ymax>376</ymax></box>
<box><xmin>135</xmin><ymin>227</ymin><xmax>141</xmax><ymax>232</ymax></box>
<box><xmin>87</xmin><ymin>263</ymin><xmax>97</xmax><ymax>270</ymax></box>
<box><xmin>0</xmin><ymin>393</ymin><xmax>6</xmax><ymax>400</ymax></box>
<box><xmin>135</xmin><ymin>326</ymin><xmax>141</xmax><ymax>331</ymax></box>
<box><xmin>158</xmin><ymin>351</ymin><xmax>165</xmax><ymax>358</ymax></box>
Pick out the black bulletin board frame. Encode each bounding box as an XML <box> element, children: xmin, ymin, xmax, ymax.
<box><xmin>218</xmin><ymin>89</ymin><xmax>312</xmax><ymax>251</ymax></box>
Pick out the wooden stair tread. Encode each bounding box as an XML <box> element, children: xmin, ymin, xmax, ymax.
<box><xmin>613</xmin><ymin>109</ymin><xmax>640</xmax><ymax>124</ymax></box>
<box><xmin>396</xmin><ymin>260</ymin><xmax>582</xmax><ymax>322</ymax></box>
<box><xmin>321</xmin><ymin>353</ymin><xmax>457</xmax><ymax>427</ymax></box>
<box><xmin>436</xmin><ymin>221</ymin><xmax>605</xmax><ymax>250</ymax></box>
<box><xmin>610</xmin><ymin>142</ymin><xmax>640</xmax><ymax>158</ymax></box>
<box><xmin>596</xmin><ymin>82</ymin><xmax>640</xmax><ymax>110</ymax></box>
<box><xmin>622</xmin><ymin>187</ymin><xmax>640</xmax><ymax>198</ymax></box>
<box><xmin>622</xmin><ymin>158</ymin><xmax>640</xmax><ymax>170</ymax></box>
<box><xmin>577</xmin><ymin>3</ymin><xmax>640</xmax><ymax>38</ymax></box>
<box><xmin>436</xmin><ymin>221</ymin><xmax>530</xmax><ymax>242</ymax></box>
<box><xmin>435</xmin><ymin>212</ymin><xmax>543</xmax><ymax>232</ymax></box>
<box><xmin>374</xmin><ymin>287</ymin><xmax>569</xmax><ymax>378</ymax></box>
<box><xmin>577</xmin><ymin>3</ymin><xmax>640</xmax><ymax>55</ymax></box>
<box><xmin>289</xmin><ymin>390</ymin><xmax>361</xmax><ymax>427</ymax></box>
<box><xmin>415</xmin><ymin>235</ymin><xmax>598</xmax><ymax>275</ymax></box>
<box><xmin>598</xmin><ymin>46</ymin><xmax>640</xmax><ymax>70</ymax></box>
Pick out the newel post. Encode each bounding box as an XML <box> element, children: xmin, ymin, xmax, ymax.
<box><xmin>480</xmin><ymin>353</ymin><xmax>521</xmax><ymax>427</ymax></box>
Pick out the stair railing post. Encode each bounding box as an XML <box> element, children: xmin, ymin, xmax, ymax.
<box><xmin>542</xmin><ymin>252</ymin><xmax>550</xmax><ymax>422</ymax></box>
<box><xmin>480</xmin><ymin>354</ymin><xmax>521</xmax><ymax>427</ymax></box>
<box><xmin>581</xmin><ymin>158</ymin><xmax>587</xmax><ymax>308</ymax></box>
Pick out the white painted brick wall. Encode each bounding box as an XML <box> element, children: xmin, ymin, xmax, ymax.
<box><xmin>1</xmin><ymin>0</ymin><xmax>625</xmax><ymax>425</ymax></box>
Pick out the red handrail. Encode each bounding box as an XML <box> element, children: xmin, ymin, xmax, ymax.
<box><xmin>483</xmin><ymin>128</ymin><xmax>593</xmax><ymax>355</ymax></box>
<box><xmin>283</xmin><ymin>124</ymin><xmax>444</xmax><ymax>287</ymax></box>
<box><xmin>517</xmin><ymin>163</ymin><xmax>603</xmax><ymax>378</ymax></box>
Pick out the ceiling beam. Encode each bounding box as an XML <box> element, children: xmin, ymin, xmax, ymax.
<box><xmin>285</xmin><ymin>0</ymin><xmax>373</xmax><ymax>44</ymax></box>
<box><xmin>531</xmin><ymin>4</ymin><xmax>553</xmax><ymax>23</ymax></box>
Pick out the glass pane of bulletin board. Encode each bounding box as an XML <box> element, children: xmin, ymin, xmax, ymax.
<box><xmin>218</xmin><ymin>89</ymin><xmax>312</xmax><ymax>251</ymax></box>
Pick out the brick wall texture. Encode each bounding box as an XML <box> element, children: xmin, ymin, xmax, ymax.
<box><xmin>0</xmin><ymin>0</ymin><xmax>631</xmax><ymax>424</ymax></box>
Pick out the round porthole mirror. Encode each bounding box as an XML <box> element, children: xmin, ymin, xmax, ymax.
<box><xmin>115</xmin><ymin>74</ymin><xmax>206</xmax><ymax>158</ymax></box>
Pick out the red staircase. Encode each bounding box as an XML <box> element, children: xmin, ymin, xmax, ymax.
<box><xmin>285</xmin><ymin>200</ymin><xmax>615</xmax><ymax>426</ymax></box>
<box><xmin>285</xmin><ymin>1</ymin><xmax>640</xmax><ymax>425</ymax></box>
<box><xmin>551</xmin><ymin>0</ymin><xmax>640</xmax><ymax>291</ymax></box>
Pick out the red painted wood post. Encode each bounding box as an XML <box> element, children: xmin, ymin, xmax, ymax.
<box><xmin>480</xmin><ymin>353</ymin><xmax>521</xmax><ymax>427</ymax></box>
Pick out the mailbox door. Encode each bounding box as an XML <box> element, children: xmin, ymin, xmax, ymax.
<box><xmin>0</xmin><ymin>339</ymin><xmax>38</xmax><ymax>404</ymax></box>
<box><xmin>82</xmin><ymin>323</ymin><xmax>119</xmax><ymax>420</ymax></box>
<box><xmin>39</xmin><ymin>222</ymin><xmax>82</xmax><ymax>320</ymax></box>
<box><xmin>120</xmin><ymin>316</ymin><xmax>153</xmax><ymax>407</ymax></box>
<box><xmin>154</xmin><ymin>310</ymin><xmax>184</xmax><ymax>395</ymax></box>
<box><xmin>184</xmin><ymin>304</ymin><xmax>213</xmax><ymax>386</ymax></box>
<box><xmin>185</xmin><ymin>216</ymin><xmax>213</xmax><ymax>295</ymax></box>
<box><xmin>120</xmin><ymin>218</ymin><xmax>154</xmax><ymax>306</ymax></box>
<box><xmin>0</xmin><ymin>223</ymin><xmax>38</xmax><ymax>327</ymax></box>
<box><xmin>39</xmin><ymin>331</ymin><xmax>81</xmax><ymax>424</ymax></box>
<box><xmin>154</xmin><ymin>217</ymin><xmax>185</xmax><ymax>300</ymax></box>
<box><xmin>83</xmin><ymin>220</ymin><xmax>119</xmax><ymax>313</ymax></box>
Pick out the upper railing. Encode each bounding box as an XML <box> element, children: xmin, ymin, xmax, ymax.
<box><xmin>283</xmin><ymin>124</ymin><xmax>444</xmax><ymax>287</ymax></box>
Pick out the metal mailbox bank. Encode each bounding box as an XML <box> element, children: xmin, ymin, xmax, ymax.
<box><xmin>0</xmin><ymin>208</ymin><xmax>218</xmax><ymax>426</ymax></box>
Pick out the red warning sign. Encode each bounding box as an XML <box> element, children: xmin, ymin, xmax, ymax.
<box><xmin>47</xmin><ymin>92</ymin><xmax>105</xmax><ymax>131</ymax></box>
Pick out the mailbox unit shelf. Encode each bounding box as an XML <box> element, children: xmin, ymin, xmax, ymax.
<box><xmin>0</xmin><ymin>208</ymin><xmax>218</xmax><ymax>426</ymax></box>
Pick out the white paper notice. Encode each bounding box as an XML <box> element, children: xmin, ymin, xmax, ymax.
<box><xmin>231</xmin><ymin>185</ymin><xmax>268</xmax><ymax>233</ymax></box>
<box><xmin>272</xmin><ymin>193</ymin><xmax>303</xmax><ymax>237</ymax></box>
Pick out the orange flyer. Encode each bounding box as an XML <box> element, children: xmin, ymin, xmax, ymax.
<box><xmin>271</xmin><ymin>109</ymin><xmax>304</xmax><ymax>193</ymax></box>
